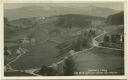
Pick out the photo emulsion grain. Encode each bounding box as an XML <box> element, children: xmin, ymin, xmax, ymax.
<box><xmin>4</xmin><ymin>2</ymin><xmax>124</xmax><ymax>76</ymax></box>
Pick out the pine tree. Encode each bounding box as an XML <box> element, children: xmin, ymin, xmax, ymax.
<box><xmin>63</xmin><ymin>57</ymin><xmax>76</xmax><ymax>76</ymax></box>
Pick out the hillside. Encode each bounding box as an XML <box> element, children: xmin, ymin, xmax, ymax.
<box><xmin>4</xmin><ymin>14</ymin><xmax>104</xmax><ymax>71</ymax></box>
<box><xmin>9</xmin><ymin>14</ymin><xmax>105</xmax><ymax>29</ymax></box>
<box><xmin>4</xmin><ymin>17</ymin><xmax>19</xmax><ymax>39</ymax></box>
<box><xmin>55</xmin><ymin>14</ymin><xmax>104</xmax><ymax>28</ymax></box>
<box><xmin>5</xmin><ymin>14</ymin><xmax>105</xmax><ymax>55</ymax></box>
<box><xmin>5</xmin><ymin>14</ymin><xmax>105</xmax><ymax>41</ymax></box>
<box><xmin>106</xmin><ymin>11</ymin><xmax>124</xmax><ymax>25</ymax></box>
<box><xmin>4</xmin><ymin>5</ymin><xmax>119</xmax><ymax>20</ymax></box>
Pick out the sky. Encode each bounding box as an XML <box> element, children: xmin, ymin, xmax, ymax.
<box><xmin>4</xmin><ymin>2</ymin><xmax>124</xmax><ymax>11</ymax></box>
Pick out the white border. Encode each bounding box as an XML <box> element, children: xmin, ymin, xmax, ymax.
<box><xmin>0</xmin><ymin>1</ymin><xmax>4</xmax><ymax>80</ymax></box>
<box><xmin>3</xmin><ymin>0</ymin><xmax>125</xmax><ymax>3</ymax></box>
<box><xmin>1</xmin><ymin>0</ymin><xmax>128</xmax><ymax>79</ymax></box>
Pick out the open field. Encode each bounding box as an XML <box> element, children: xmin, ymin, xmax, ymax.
<box><xmin>4</xmin><ymin>3</ymin><xmax>124</xmax><ymax>76</ymax></box>
<box><xmin>74</xmin><ymin>47</ymin><xmax>124</xmax><ymax>75</ymax></box>
<box><xmin>10</xmin><ymin>41</ymin><xmax>60</xmax><ymax>70</ymax></box>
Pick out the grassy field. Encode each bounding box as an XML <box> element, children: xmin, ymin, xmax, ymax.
<box><xmin>4</xmin><ymin>14</ymin><xmax>124</xmax><ymax>76</ymax></box>
<box><xmin>4</xmin><ymin>45</ymin><xmax>19</xmax><ymax>65</ymax></box>
<box><xmin>11</xmin><ymin>41</ymin><xmax>61</xmax><ymax>70</ymax></box>
<box><xmin>74</xmin><ymin>47</ymin><xmax>124</xmax><ymax>75</ymax></box>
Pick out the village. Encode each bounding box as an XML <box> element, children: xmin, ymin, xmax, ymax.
<box><xmin>4</xmin><ymin>2</ymin><xmax>124</xmax><ymax>76</ymax></box>
<box><xmin>100</xmin><ymin>25</ymin><xmax>124</xmax><ymax>49</ymax></box>
<box><xmin>4</xmin><ymin>23</ymin><xmax>124</xmax><ymax>76</ymax></box>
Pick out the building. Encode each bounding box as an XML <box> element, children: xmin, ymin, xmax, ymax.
<box><xmin>111</xmin><ymin>35</ymin><xmax>121</xmax><ymax>43</ymax></box>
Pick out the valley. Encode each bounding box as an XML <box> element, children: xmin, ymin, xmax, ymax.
<box><xmin>4</xmin><ymin>4</ymin><xmax>124</xmax><ymax>76</ymax></box>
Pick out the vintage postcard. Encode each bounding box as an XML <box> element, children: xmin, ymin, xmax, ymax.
<box><xmin>1</xmin><ymin>0</ymin><xmax>127</xmax><ymax>78</ymax></box>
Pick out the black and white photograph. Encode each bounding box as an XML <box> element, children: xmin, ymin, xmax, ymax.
<box><xmin>4</xmin><ymin>2</ymin><xmax>124</xmax><ymax>76</ymax></box>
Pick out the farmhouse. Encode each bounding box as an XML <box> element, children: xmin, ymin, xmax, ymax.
<box><xmin>100</xmin><ymin>32</ymin><xmax>124</xmax><ymax>49</ymax></box>
<box><xmin>111</xmin><ymin>33</ymin><xmax>124</xmax><ymax>43</ymax></box>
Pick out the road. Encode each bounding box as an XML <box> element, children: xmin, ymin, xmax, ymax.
<box><xmin>47</xmin><ymin>31</ymin><xmax>109</xmax><ymax>70</ymax></box>
<box><xmin>4</xmin><ymin>35</ymin><xmax>50</xmax><ymax>76</ymax></box>
<box><xmin>4</xmin><ymin>30</ymin><xmax>123</xmax><ymax>75</ymax></box>
<box><xmin>73</xmin><ymin>30</ymin><xmax>124</xmax><ymax>75</ymax></box>
<box><xmin>5</xmin><ymin>52</ymin><xmax>25</xmax><ymax>71</ymax></box>
<box><xmin>92</xmin><ymin>30</ymin><xmax>123</xmax><ymax>51</ymax></box>
<box><xmin>92</xmin><ymin>30</ymin><xmax>107</xmax><ymax>47</ymax></box>
<box><xmin>10</xmin><ymin>31</ymin><xmax>107</xmax><ymax>75</ymax></box>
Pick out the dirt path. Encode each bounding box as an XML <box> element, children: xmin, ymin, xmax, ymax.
<box><xmin>5</xmin><ymin>31</ymin><xmax>106</xmax><ymax>75</ymax></box>
<box><xmin>48</xmin><ymin>31</ymin><xmax>108</xmax><ymax>68</ymax></box>
<box><xmin>4</xmin><ymin>30</ymin><xmax>123</xmax><ymax>76</ymax></box>
<box><xmin>4</xmin><ymin>36</ymin><xmax>50</xmax><ymax>76</ymax></box>
<box><xmin>5</xmin><ymin>53</ymin><xmax>25</xmax><ymax>71</ymax></box>
<box><xmin>93</xmin><ymin>30</ymin><xmax>123</xmax><ymax>51</ymax></box>
<box><xmin>14</xmin><ymin>32</ymin><xmax>104</xmax><ymax>75</ymax></box>
<box><xmin>74</xmin><ymin>31</ymin><xmax>124</xmax><ymax>74</ymax></box>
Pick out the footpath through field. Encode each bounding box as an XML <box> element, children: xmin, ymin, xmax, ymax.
<box><xmin>5</xmin><ymin>30</ymin><xmax>124</xmax><ymax>75</ymax></box>
<box><xmin>73</xmin><ymin>30</ymin><xmax>124</xmax><ymax>75</ymax></box>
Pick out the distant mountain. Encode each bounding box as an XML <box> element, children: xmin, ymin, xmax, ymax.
<box><xmin>4</xmin><ymin>5</ymin><xmax>119</xmax><ymax>20</ymax></box>
<box><xmin>106</xmin><ymin>11</ymin><xmax>124</xmax><ymax>25</ymax></box>
<box><xmin>9</xmin><ymin>14</ymin><xmax>105</xmax><ymax>29</ymax></box>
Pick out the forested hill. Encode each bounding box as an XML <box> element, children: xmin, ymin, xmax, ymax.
<box><xmin>5</xmin><ymin>5</ymin><xmax>118</xmax><ymax>20</ymax></box>
<box><xmin>4</xmin><ymin>17</ymin><xmax>18</xmax><ymax>38</ymax></box>
<box><xmin>6</xmin><ymin>14</ymin><xmax>105</xmax><ymax>30</ymax></box>
<box><xmin>55</xmin><ymin>14</ymin><xmax>105</xmax><ymax>28</ymax></box>
<box><xmin>106</xmin><ymin>11</ymin><xmax>124</xmax><ymax>25</ymax></box>
<box><xmin>4</xmin><ymin>14</ymin><xmax>104</xmax><ymax>43</ymax></box>
<box><xmin>4</xmin><ymin>14</ymin><xmax>104</xmax><ymax>54</ymax></box>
